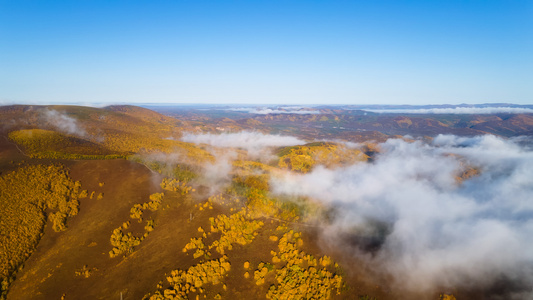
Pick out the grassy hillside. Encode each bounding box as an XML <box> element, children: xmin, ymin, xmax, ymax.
<box><xmin>0</xmin><ymin>104</ymin><xmax>481</xmax><ymax>300</ymax></box>
<box><xmin>8</xmin><ymin>129</ymin><xmax>121</xmax><ymax>160</ymax></box>
<box><xmin>277</xmin><ymin>142</ymin><xmax>369</xmax><ymax>173</ymax></box>
<box><xmin>1</xmin><ymin>105</ymin><xmax>214</xmax><ymax>166</ymax></box>
<box><xmin>0</xmin><ymin>164</ymin><xmax>89</xmax><ymax>299</ymax></box>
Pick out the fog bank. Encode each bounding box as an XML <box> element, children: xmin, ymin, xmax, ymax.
<box><xmin>225</xmin><ymin>107</ymin><xmax>320</xmax><ymax>115</ymax></box>
<box><xmin>42</xmin><ymin>109</ymin><xmax>87</xmax><ymax>137</ymax></box>
<box><xmin>271</xmin><ymin>134</ymin><xmax>533</xmax><ymax>298</ymax></box>
<box><xmin>181</xmin><ymin>131</ymin><xmax>306</xmax><ymax>157</ymax></box>
<box><xmin>365</xmin><ymin>107</ymin><xmax>533</xmax><ymax>114</ymax></box>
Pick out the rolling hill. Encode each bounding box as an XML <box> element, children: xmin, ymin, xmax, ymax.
<box><xmin>1</xmin><ymin>104</ymin><xmax>531</xmax><ymax>300</ymax></box>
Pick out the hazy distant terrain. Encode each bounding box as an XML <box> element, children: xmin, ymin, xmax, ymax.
<box><xmin>146</xmin><ymin>103</ymin><xmax>533</xmax><ymax>139</ymax></box>
<box><xmin>1</xmin><ymin>104</ymin><xmax>533</xmax><ymax>300</ymax></box>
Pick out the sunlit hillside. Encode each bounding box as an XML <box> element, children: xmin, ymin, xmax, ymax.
<box><xmin>0</xmin><ymin>105</ymin><xmax>358</xmax><ymax>300</ymax></box>
<box><xmin>0</xmin><ymin>104</ymin><xmax>531</xmax><ymax>300</ymax></box>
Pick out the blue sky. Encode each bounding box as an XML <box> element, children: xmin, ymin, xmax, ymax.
<box><xmin>0</xmin><ymin>0</ymin><xmax>531</xmax><ymax>105</ymax></box>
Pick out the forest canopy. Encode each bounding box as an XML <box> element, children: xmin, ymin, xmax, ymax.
<box><xmin>0</xmin><ymin>164</ymin><xmax>82</xmax><ymax>299</ymax></box>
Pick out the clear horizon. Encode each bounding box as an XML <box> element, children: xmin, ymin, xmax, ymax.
<box><xmin>1</xmin><ymin>0</ymin><xmax>532</xmax><ymax>105</ymax></box>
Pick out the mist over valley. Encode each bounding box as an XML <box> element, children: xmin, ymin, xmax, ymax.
<box><xmin>0</xmin><ymin>104</ymin><xmax>532</xmax><ymax>299</ymax></box>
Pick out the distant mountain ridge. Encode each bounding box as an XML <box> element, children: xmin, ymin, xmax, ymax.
<box><xmin>145</xmin><ymin>104</ymin><xmax>533</xmax><ymax>139</ymax></box>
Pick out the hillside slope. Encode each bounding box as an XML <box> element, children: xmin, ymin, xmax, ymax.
<box><xmin>0</xmin><ymin>105</ymin><xmax>384</xmax><ymax>300</ymax></box>
<box><xmin>2</xmin><ymin>104</ymin><xmax>521</xmax><ymax>300</ymax></box>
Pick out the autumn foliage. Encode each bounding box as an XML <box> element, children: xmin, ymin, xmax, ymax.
<box><xmin>161</xmin><ymin>178</ymin><xmax>195</xmax><ymax>195</ymax></box>
<box><xmin>146</xmin><ymin>257</ymin><xmax>231</xmax><ymax>300</ymax></box>
<box><xmin>110</xmin><ymin>192</ymin><xmax>164</xmax><ymax>258</ymax></box>
<box><xmin>265</xmin><ymin>230</ymin><xmax>343</xmax><ymax>299</ymax></box>
<box><xmin>0</xmin><ymin>164</ymin><xmax>82</xmax><ymax>299</ymax></box>
<box><xmin>8</xmin><ymin>129</ymin><xmax>122</xmax><ymax>160</ymax></box>
<box><xmin>278</xmin><ymin>142</ymin><xmax>368</xmax><ymax>173</ymax></box>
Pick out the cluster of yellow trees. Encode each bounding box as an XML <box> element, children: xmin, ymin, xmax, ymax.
<box><xmin>226</xmin><ymin>174</ymin><xmax>280</xmax><ymax>219</ymax></box>
<box><xmin>183</xmin><ymin>237</ymin><xmax>207</xmax><ymax>259</ymax></box>
<box><xmin>109</xmin><ymin>225</ymin><xmax>144</xmax><ymax>258</ymax></box>
<box><xmin>225</xmin><ymin>167</ymin><xmax>310</xmax><ymax>222</ymax></box>
<box><xmin>233</xmin><ymin>155</ymin><xmax>357</xmax><ymax>228</ymax></box>
<box><xmin>147</xmin><ymin>176</ymin><xmax>345</xmax><ymax>299</ymax></box>
<box><xmin>205</xmin><ymin>193</ymin><xmax>238</xmax><ymax>208</ymax></box>
<box><xmin>103</xmin><ymin>133</ymin><xmax>215</xmax><ymax>164</ymax></box>
<box><xmin>47</xmin><ymin>178</ymin><xmax>85</xmax><ymax>232</ymax></box>
<box><xmin>196</xmin><ymin>201</ymin><xmax>214</xmax><ymax>211</ymax></box>
<box><xmin>278</xmin><ymin>142</ymin><xmax>368</xmax><ymax>173</ymax></box>
<box><xmin>253</xmin><ymin>262</ymin><xmax>274</xmax><ymax>285</ymax></box>
<box><xmin>249</xmin><ymin>230</ymin><xmax>343</xmax><ymax>300</ymax></box>
<box><xmin>9</xmin><ymin>129</ymin><xmax>69</xmax><ymax>155</ymax></box>
<box><xmin>161</xmin><ymin>178</ymin><xmax>195</xmax><ymax>195</ymax></box>
<box><xmin>145</xmin><ymin>219</ymin><xmax>156</xmax><ymax>233</ymax></box>
<box><xmin>208</xmin><ymin>212</ymin><xmax>263</xmax><ymax>255</ymax></box>
<box><xmin>145</xmin><ymin>257</ymin><xmax>231</xmax><ymax>300</ymax></box>
<box><xmin>233</xmin><ymin>174</ymin><xmax>270</xmax><ymax>191</ymax></box>
<box><xmin>8</xmin><ymin>129</ymin><xmax>123</xmax><ymax>160</ymax></box>
<box><xmin>266</xmin><ymin>263</ymin><xmax>342</xmax><ymax>300</ymax></box>
<box><xmin>183</xmin><ymin>210</ymin><xmax>264</xmax><ymax>259</ymax></box>
<box><xmin>109</xmin><ymin>192</ymin><xmax>164</xmax><ymax>258</ymax></box>
<box><xmin>245</xmin><ymin>187</ymin><xmax>285</xmax><ymax>219</ymax></box>
<box><xmin>0</xmin><ymin>164</ymin><xmax>83</xmax><ymax>299</ymax></box>
<box><xmin>130</xmin><ymin>193</ymin><xmax>164</xmax><ymax>222</ymax></box>
<box><xmin>129</xmin><ymin>204</ymin><xmax>144</xmax><ymax>221</ymax></box>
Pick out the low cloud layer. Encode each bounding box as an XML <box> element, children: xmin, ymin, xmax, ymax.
<box><xmin>138</xmin><ymin>146</ymin><xmax>237</xmax><ymax>196</ymax></box>
<box><xmin>181</xmin><ymin>131</ymin><xmax>306</xmax><ymax>157</ymax></box>
<box><xmin>42</xmin><ymin>109</ymin><xmax>87</xmax><ymax>137</ymax></box>
<box><xmin>225</xmin><ymin>107</ymin><xmax>320</xmax><ymax>115</ymax></box>
<box><xmin>271</xmin><ymin>135</ymin><xmax>533</xmax><ymax>297</ymax></box>
<box><xmin>365</xmin><ymin>107</ymin><xmax>533</xmax><ymax>114</ymax></box>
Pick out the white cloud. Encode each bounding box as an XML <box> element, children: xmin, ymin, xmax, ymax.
<box><xmin>270</xmin><ymin>135</ymin><xmax>533</xmax><ymax>296</ymax></box>
<box><xmin>225</xmin><ymin>107</ymin><xmax>320</xmax><ymax>114</ymax></box>
<box><xmin>181</xmin><ymin>131</ymin><xmax>306</xmax><ymax>157</ymax></box>
<box><xmin>365</xmin><ymin>107</ymin><xmax>533</xmax><ymax>114</ymax></box>
<box><xmin>42</xmin><ymin>109</ymin><xmax>87</xmax><ymax>137</ymax></box>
